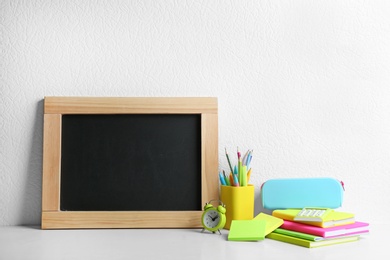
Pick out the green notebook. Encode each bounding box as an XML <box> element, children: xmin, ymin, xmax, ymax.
<box><xmin>228</xmin><ymin>220</ymin><xmax>266</xmax><ymax>241</ymax></box>
<box><xmin>273</xmin><ymin>228</ymin><xmax>323</xmax><ymax>241</ymax></box>
<box><xmin>266</xmin><ymin>232</ymin><xmax>359</xmax><ymax>248</ymax></box>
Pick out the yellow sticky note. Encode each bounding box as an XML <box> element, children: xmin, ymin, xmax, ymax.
<box><xmin>254</xmin><ymin>213</ymin><xmax>284</xmax><ymax>235</ymax></box>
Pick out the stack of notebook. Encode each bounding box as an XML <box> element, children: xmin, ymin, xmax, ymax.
<box><xmin>266</xmin><ymin>209</ymin><xmax>369</xmax><ymax>248</ymax></box>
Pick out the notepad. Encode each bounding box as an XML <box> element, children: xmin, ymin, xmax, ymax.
<box><xmin>228</xmin><ymin>220</ymin><xmax>266</xmax><ymax>241</ymax></box>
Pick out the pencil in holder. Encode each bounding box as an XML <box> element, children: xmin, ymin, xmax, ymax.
<box><xmin>220</xmin><ymin>184</ymin><xmax>254</xmax><ymax>230</ymax></box>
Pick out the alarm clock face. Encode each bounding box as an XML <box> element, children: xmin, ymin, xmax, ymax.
<box><xmin>203</xmin><ymin>209</ymin><xmax>221</xmax><ymax>229</ymax></box>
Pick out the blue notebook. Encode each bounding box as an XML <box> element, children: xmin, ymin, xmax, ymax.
<box><xmin>261</xmin><ymin>177</ymin><xmax>344</xmax><ymax>210</ymax></box>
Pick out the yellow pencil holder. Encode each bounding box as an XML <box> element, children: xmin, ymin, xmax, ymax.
<box><xmin>220</xmin><ymin>185</ymin><xmax>254</xmax><ymax>230</ymax></box>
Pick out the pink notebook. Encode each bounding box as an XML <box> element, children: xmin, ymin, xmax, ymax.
<box><xmin>281</xmin><ymin>220</ymin><xmax>369</xmax><ymax>238</ymax></box>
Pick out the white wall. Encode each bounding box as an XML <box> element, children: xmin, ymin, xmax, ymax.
<box><xmin>1</xmin><ymin>0</ymin><xmax>390</xmax><ymax>226</ymax></box>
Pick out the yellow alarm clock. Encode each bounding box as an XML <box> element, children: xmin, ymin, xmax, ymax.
<box><xmin>201</xmin><ymin>200</ymin><xmax>226</xmax><ymax>234</ymax></box>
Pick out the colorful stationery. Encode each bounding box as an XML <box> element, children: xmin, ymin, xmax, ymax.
<box><xmin>225</xmin><ymin>148</ymin><xmax>234</xmax><ymax>175</ymax></box>
<box><xmin>246</xmin><ymin>168</ymin><xmax>252</xmax><ymax>183</ymax></box>
<box><xmin>266</xmin><ymin>232</ymin><xmax>360</xmax><ymax>248</ymax></box>
<box><xmin>228</xmin><ymin>219</ymin><xmax>266</xmax><ymax>241</ymax></box>
<box><xmin>253</xmin><ymin>213</ymin><xmax>284</xmax><ymax>235</ymax></box>
<box><xmin>222</xmin><ymin>170</ymin><xmax>230</xmax><ymax>186</ymax></box>
<box><xmin>242</xmin><ymin>149</ymin><xmax>250</xmax><ymax>166</ymax></box>
<box><xmin>219</xmin><ymin>172</ymin><xmax>227</xmax><ymax>186</ymax></box>
<box><xmin>233</xmin><ymin>173</ymin><xmax>239</xmax><ymax>187</ymax></box>
<box><xmin>281</xmin><ymin>220</ymin><xmax>369</xmax><ymax>238</ymax></box>
<box><xmin>237</xmin><ymin>149</ymin><xmax>243</xmax><ymax>186</ymax></box>
<box><xmin>222</xmin><ymin>148</ymin><xmax>253</xmax><ymax>187</ymax></box>
<box><xmin>272</xmin><ymin>209</ymin><xmax>355</xmax><ymax>228</ymax></box>
<box><xmin>261</xmin><ymin>177</ymin><xmax>344</xmax><ymax>210</ymax></box>
<box><xmin>244</xmin><ymin>150</ymin><xmax>253</xmax><ymax>168</ymax></box>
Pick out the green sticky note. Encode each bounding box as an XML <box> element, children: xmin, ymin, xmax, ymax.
<box><xmin>228</xmin><ymin>220</ymin><xmax>266</xmax><ymax>241</ymax></box>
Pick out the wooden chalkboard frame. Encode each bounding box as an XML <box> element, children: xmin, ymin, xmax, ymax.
<box><xmin>41</xmin><ymin>97</ymin><xmax>218</xmax><ymax>229</ymax></box>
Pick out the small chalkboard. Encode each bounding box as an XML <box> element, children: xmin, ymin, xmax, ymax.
<box><xmin>41</xmin><ymin>97</ymin><xmax>218</xmax><ymax>229</ymax></box>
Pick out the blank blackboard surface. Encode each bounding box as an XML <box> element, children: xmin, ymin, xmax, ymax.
<box><xmin>60</xmin><ymin>114</ymin><xmax>202</xmax><ymax>211</ymax></box>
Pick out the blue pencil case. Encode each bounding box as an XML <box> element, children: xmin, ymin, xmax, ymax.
<box><xmin>261</xmin><ymin>177</ymin><xmax>344</xmax><ymax>210</ymax></box>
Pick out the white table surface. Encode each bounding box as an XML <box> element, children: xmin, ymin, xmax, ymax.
<box><xmin>0</xmin><ymin>223</ymin><xmax>384</xmax><ymax>260</ymax></box>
